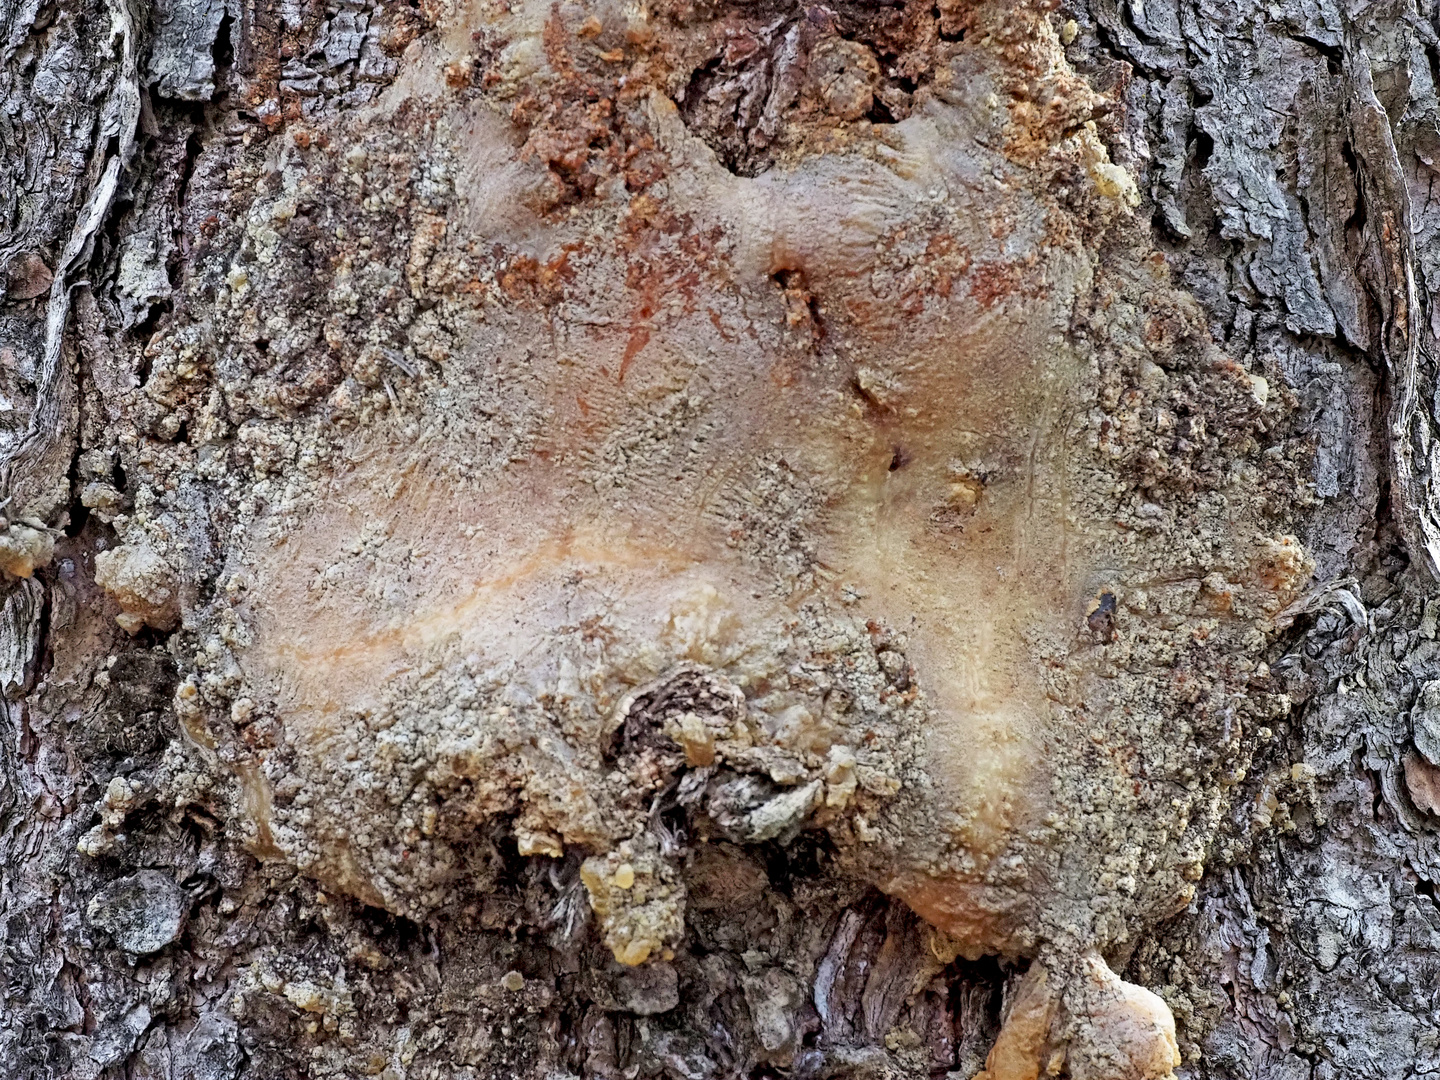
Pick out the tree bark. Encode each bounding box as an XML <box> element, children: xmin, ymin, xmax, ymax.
<box><xmin>2</xmin><ymin>0</ymin><xmax>1439</xmax><ymax>1078</ymax></box>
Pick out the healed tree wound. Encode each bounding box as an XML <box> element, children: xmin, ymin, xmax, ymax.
<box><xmin>99</xmin><ymin>0</ymin><xmax>1317</xmax><ymax>1073</ymax></box>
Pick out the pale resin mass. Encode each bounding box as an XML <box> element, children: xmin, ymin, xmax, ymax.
<box><xmin>108</xmin><ymin>0</ymin><xmax>1315</xmax><ymax>1075</ymax></box>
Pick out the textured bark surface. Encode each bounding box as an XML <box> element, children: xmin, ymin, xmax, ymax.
<box><xmin>2</xmin><ymin>0</ymin><xmax>1440</xmax><ymax>1078</ymax></box>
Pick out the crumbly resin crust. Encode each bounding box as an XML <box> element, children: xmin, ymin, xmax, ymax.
<box><xmin>91</xmin><ymin>0</ymin><xmax>1317</xmax><ymax>1073</ymax></box>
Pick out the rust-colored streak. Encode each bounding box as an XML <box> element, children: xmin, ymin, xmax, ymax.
<box><xmin>619</xmin><ymin>326</ymin><xmax>650</xmax><ymax>381</ymax></box>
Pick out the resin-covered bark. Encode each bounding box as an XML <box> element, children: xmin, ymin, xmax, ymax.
<box><xmin>4</xmin><ymin>0</ymin><xmax>1440</xmax><ymax>1077</ymax></box>
<box><xmin>82</xmin><ymin>0</ymin><xmax>1306</xmax><ymax>1071</ymax></box>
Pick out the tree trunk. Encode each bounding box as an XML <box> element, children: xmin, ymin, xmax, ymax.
<box><xmin>2</xmin><ymin>0</ymin><xmax>1439</xmax><ymax>1077</ymax></box>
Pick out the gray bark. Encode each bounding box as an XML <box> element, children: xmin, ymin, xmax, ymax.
<box><xmin>2</xmin><ymin>0</ymin><xmax>1439</xmax><ymax>1077</ymax></box>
